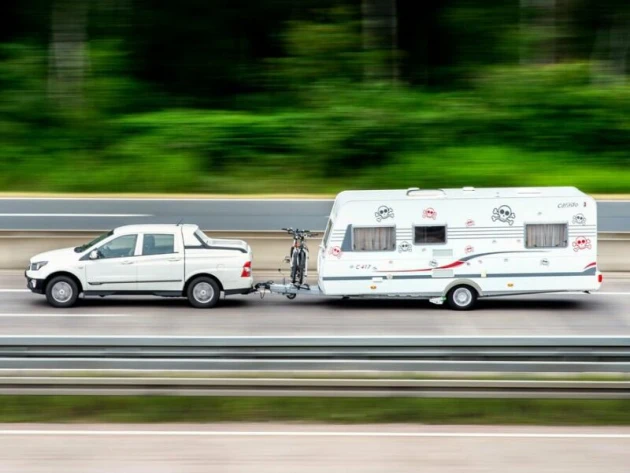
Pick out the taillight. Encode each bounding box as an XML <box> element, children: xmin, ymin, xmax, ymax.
<box><xmin>598</xmin><ymin>274</ymin><xmax>603</xmax><ymax>283</ymax></box>
<box><xmin>241</xmin><ymin>261</ymin><xmax>252</xmax><ymax>277</ymax></box>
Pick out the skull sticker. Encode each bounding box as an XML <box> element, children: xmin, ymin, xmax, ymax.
<box><xmin>328</xmin><ymin>246</ymin><xmax>342</xmax><ymax>259</ymax></box>
<box><xmin>423</xmin><ymin>208</ymin><xmax>437</xmax><ymax>220</ymax></box>
<box><xmin>492</xmin><ymin>205</ymin><xmax>516</xmax><ymax>226</ymax></box>
<box><xmin>572</xmin><ymin>214</ymin><xmax>587</xmax><ymax>225</ymax></box>
<box><xmin>464</xmin><ymin>245</ymin><xmax>474</xmax><ymax>254</ymax></box>
<box><xmin>375</xmin><ymin>205</ymin><xmax>394</xmax><ymax>222</ymax></box>
<box><xmin>572</xmin><ymin>236</ymin><xmax>592</xmax><ymax>252</ymax></box>
<box><xmin>398</xmin><ymin>241</ymin><xmax>412</xmax><ymax>253</ymax></box>
<box><xmin>465</xmin><ymin>219</ymin><xmax>475</xmax><ymax>227</ymax></box>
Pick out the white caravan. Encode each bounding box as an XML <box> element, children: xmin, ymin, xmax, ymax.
<box><xmin>316</xmin><ymin>187</ymin><xmax>602</xmax><ymax>309</ymax></box>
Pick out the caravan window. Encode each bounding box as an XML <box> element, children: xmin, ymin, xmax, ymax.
<box><xmin>352</xmin><ymin>226</ymin><xmax>396</xmax><ymax>252</ymax></box>
<box><xmin>525</xmin><ymin>224</ymin><xmax>568</xmax><ymax>248</ymax></box>
<box><xmin>414</xmin><ymin>226</ymin><xmax>447</xmax><ymax>245</ymax></box>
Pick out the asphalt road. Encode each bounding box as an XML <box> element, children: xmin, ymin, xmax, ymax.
<box><xmin>1</xmin><ymin>424</ymin><xmax>628</xmax><ymax>473</ymax></box>
<box><xmin>1</xmin><ymin>273</ymin><xmax>629</xmax><ymax>336</ymax></box>
<box><xmin>0</xmin><ymin>197</ymin><xmax>628</xmax><ymax>232</ymax></box>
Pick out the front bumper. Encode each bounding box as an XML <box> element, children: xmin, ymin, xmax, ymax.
<box><xmin>25</xmin><ymin>270</ymin><xmax>45</xmax><ymax>294</ymax></box>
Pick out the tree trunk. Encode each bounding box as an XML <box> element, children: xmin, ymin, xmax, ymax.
<box><xmin>362</xmin><ymin>0</ymin><xmax>399</xmax><ymax>82</ymax></box>
<box><xmin>520</xmin><ymin>0</ymin><xmax>557</xmax><ymax>64</ymax></box>
<box><xmin>48</xmin><ymin>0</ymin><xmax>89</xmax><ymax>108</ymax></box>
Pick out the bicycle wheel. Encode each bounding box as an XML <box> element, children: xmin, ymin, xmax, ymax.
<box><xmin>290</xmin><ymin>250</ymin><xmax>301</xmax><ymax>284</ymax></box>
<box><xmin>296</xmin><ymin>251</ymin><xmax>306</xmax><ymax>285</ymax></box>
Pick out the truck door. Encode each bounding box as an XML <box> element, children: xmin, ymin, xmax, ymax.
<box><xmin>85</xmin><ymin>234</ymin><xmax>139</xmax><ymax>291</ymax></box>
<box><xmin>135</xmin><ymin>232</ymin><xmax>185</xmax><ymax>292</ymax></box>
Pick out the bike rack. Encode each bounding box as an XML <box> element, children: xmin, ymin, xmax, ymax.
<box><xmin>254</xmin><ymin>281</ymin><xmax>322</xmax><ymax>297</ymax></box>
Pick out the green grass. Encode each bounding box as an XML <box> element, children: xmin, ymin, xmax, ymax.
<box><xmin>1</xmin><ymin>396</ymin><xmax>630</xmax><ymax>425</ymax></box>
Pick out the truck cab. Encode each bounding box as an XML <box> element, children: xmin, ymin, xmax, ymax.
<box><xmin>25</xmin><ymin>224</ymin><xmax>253</xmax><ymax>308</ymax></box>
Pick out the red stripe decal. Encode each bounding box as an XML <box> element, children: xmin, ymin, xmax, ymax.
<box><xmin>584</xmin><ymin>262</ymin><xmax>597</xmax><ymax>270</ymax></box>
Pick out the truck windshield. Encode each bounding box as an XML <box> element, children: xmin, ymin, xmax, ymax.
<box><xmin>74</xmin><ymin>231</ymin><xmax>113</xmax><ymax>253</ymax></box>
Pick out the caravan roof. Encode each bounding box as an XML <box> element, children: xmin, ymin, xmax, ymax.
<box><xmin>334</xmin><ymin>187</ymin><xmax>588</xmax><ymax>208</ymax></box>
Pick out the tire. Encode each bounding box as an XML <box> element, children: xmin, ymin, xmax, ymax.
<box><xmin>187</xmin><ymin>277</ymin><xmax>221</xmax><ymax>309</ymax></box>
<box><xmin>291</xmin><ymin>251</ymin><xmax>304</xmax><ymax>285</ymax></box>
<box><xmin>45</xmin><ymin>276</ymin><xmax>79</xmax><ymax>308</ymax></box>
<box><xmin>446</xmin><ymin>285</ymin><xmax>478</xmax><ymax>311</ymax></box>
<box><xmin>286</xmin><ymin>293</ymin><xmax>297</xmax><ymax>300</ymax></box>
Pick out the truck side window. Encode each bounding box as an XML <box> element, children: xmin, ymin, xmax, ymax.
<box><xmin>142</xmin><ymin>234</ymin><xmax>175</xmax><ymax>255</ymax></box>
<box><xmin>98</xmin><ymin>235</ymin><xmax>138</xmax><ymax>259</ymax></box>
<box><xmin>414</xmin><ymin>226</ymin><xmax>446</xmax><ymax>245</ymax></box>
<box><xmin>525</xmin><ymin>224</ymin><xmax>568</xmax><ymax>248</ymax></box>
<box><xmin>352</xmin><ymin>227</ymin><xmax>396</xmax><ymax>251</ymax></box>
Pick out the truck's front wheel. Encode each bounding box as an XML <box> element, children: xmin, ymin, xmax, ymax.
<box><xmin>187</xmin><ymin>277</ymin><xmax>221</xmax><ymax>308</ymax></box>
<box><xmin>45</xmin><ymin>276</ymin><xmax>79</xmax><ymax>308</ymax></box>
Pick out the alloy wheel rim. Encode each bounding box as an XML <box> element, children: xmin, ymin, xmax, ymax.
<box><xmin>453</xmin><ymin>287</ymin><xmax>472</xmax><ymax>306</ymax></box>
<box><xmin>193</xmin><ymin>282</ymin><xmax>214</xmax><ymax>303</ymax></box>
<box><xmin>52</xmin><ymin>281</ymin><xmax>73</xmax><ymax>303</ymax></box>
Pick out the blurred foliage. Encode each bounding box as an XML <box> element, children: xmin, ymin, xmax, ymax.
<box><xmin>0</xmin><ymin>0</ymin><xmax>629</xmax><ymax>193</ymax></box>
<box><xmin>2</xmin><ymin>395</ymin><xmax>630</xmax><ymax>424</ymax></box>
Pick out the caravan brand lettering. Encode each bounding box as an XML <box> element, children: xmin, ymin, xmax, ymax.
<box><xmin>558</xmin><ymin>202</ymin><xmax>579</xmax><ymax>208</ymax></box>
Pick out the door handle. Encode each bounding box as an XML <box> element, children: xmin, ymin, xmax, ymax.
<box><xmin>121</xmin><ymin>260</ymin><xmax>134</xmax><ymax>265</ymax></box>
<box><xmin>168</xmin><ymin>257</ymin><xmax>182</xmax><ymax>262</ymax></box>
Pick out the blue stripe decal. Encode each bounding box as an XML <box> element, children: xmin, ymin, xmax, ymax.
<box><xmin>322</xmin><ymin>267</ymin><xmax>596</xmax><ymax>282</ymax></box>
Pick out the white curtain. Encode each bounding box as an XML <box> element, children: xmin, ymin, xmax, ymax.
<box><xmin>353</xmin><ymin>227</ymin><xmax>396</xmax><ymax>251</ymax></box>
<box><xmin>526</xmin><ymin>224</ymin><xmax>567</xmax><ymax>248</ymax></box>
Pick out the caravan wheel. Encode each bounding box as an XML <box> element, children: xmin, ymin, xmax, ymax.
<box><xmin>446</xmin><ymin>285</ymin><xmax>477</xmax><ymax>311</ymax></box>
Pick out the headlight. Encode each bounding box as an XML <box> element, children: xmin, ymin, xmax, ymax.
<box><xmin>30</xmin><ymin>261</ymin><xmax>48</xmax><ymax>271</ymax></box>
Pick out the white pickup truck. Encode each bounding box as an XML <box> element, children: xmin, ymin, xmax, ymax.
<box><xmin>24</xmin><ymin>224</ymin><xmax>253</xmax><ymax>308</ymax></box>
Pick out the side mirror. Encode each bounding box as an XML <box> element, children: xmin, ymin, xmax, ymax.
<box><xmin>89</xmin><ymin>250</ymin><xmax>99</xmax><ymax>260</ymax></box>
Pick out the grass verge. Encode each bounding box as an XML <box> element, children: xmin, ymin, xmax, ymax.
<box><xmin>1</xmin><ymin>396</ymin><xmax>629</xmax><ymax>425</ymax></box>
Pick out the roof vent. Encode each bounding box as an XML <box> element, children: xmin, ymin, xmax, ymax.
<box><xmin>463</xmin><ymin>186</ymin><xmax>475</xmax><ymax>191</ymax></box>
<box><xmin>406</xmin><ymin>189</ymin><xmax>446</xmax><ymax>198</ymax></box>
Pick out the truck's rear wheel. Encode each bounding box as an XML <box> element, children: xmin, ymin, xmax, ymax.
<box><xmin>446</xmin><ymin>285</ymin><xmax>477</xmax><ymax>311</ymax></box>
<box><xmin>45</xmin><ymin>276</ymin><xmax>79</xmax><ymax>308</ymax></box>
<box><xmin>187</xmin><ymin>277</ymin><xmax>220</xmax><ymax>308</ymax></box>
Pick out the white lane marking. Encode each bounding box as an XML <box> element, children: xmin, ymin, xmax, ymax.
<box><xmin>1</xmin><ymin>334</ymin><xmax>630</xmax><ymax>340</ymax></box>
<box><xmin>0</xmin><ymin>214</ymin><xmax>152</xmax><ymax>218</ymax></box>
<box><xmin>0</xmin><ymin>430</ymin><xmax>627</xmax><ymax>439</ymax></box>
<box><xmin>5</xmin><ymin>358</ymin><xmax>628</xmax><ymax>367</ymax></box>
<box><xmin>0</xmin><ymin>289</ymin><xmax>29</xmax><ymax>293</ymax></box>
<box><xmin>0</xmin><ymin>314</ymin><xmax>128</xmax><ymax>318</ymax></box>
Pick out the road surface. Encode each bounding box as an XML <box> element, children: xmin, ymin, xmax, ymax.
<box><xmin>1</xmin><ymin>272</ymin><xmax>630</xmax><ymax>336</ymax></box>
<box><xmin>0</xmin><ymin>197</ymin><xmax>628</xmax><ymax>232</ymax></box>
<box><xmin>0</xmin><ymin>423</ymin><xmax>628</xmax><ymax>473</ymax></box>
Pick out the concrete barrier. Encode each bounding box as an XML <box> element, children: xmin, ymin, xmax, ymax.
<box><xmin>1</xmin><ymin>231</ymin><xmax>629</xmax><ymax>271</ymax></box>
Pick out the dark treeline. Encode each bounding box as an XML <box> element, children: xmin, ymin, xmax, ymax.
<box><xmin>0</xmin><ymin>0</ymin><xmax>629</xmax><ymax>192</ymax></box>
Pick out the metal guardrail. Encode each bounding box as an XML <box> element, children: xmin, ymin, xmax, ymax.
<box><xmin>0</xmin><ymin>376</ymin><xmax>628</xmax><ymax>399</ymax></box>
<box><xmin>1</xmin><ymin>336</ymin><xmax>630</xmax><ymax>373</ymax></box>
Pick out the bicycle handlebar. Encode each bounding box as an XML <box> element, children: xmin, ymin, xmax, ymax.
<box><xmin>281</xmin><ymin>227</ymin><xmax>317</xmax><ymax>238</ymax></box>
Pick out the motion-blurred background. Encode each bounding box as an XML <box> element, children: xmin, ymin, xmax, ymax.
<box><xmin>1</xmin><ymin>0</ymin><xmax>629</xmax><ymax>194</ymax></box>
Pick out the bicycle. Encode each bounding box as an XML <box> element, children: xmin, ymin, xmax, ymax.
<box><xmin>282</xmin><ymin>227</ymin><xmax>317</xmax><ymax>289</ymax></box>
